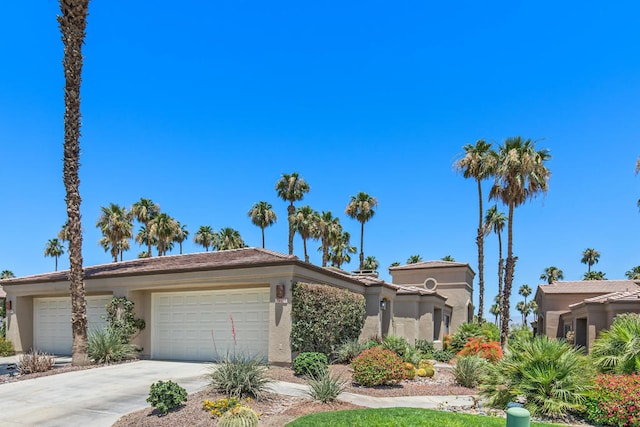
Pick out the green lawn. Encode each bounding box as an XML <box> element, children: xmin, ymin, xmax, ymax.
<box><xmin>287</xmin><ymin>407</ymin><xmax>563</xmax><ymax>426</ymax></box>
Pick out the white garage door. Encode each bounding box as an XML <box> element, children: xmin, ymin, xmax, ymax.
<box><xmin>152</xmin><ymin>288</ymin><xmax>269</xmax><ymax>361</ymax></box>
<box><xmin>33</xmin><ymin>296</ymin><xmax>111</xmax><ymax>355</ymax></box>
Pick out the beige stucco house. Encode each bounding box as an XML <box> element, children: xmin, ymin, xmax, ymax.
<box><xmin>2</xmin><ymin>248</ymin><xmax>474</xmax><ymax>363</ymax></box>
<box><xmin>535</xmin><ymin>280</ymin><xmax>640</xmax><ymax>351</ymax></box>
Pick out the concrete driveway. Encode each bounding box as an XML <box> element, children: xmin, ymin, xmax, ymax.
<box><xmin>0</xmin><ymin>359</ymin><xmax>210</xmax><ymax>427</ymax></box>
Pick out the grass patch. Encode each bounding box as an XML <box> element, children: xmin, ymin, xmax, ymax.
<box><xmin>287</xmin><ymin>407</ymin><xmax>563</xmax><ymax>426</ymax></box>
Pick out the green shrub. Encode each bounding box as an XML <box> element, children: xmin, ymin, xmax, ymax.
<box><xmin>509</xmin><ymin>324</ymin><xmax>533</xmax><ymax>344</ymax></box>
<box><xmin>146</xmin><ymin>380</ymin><xmax>187</xmax><ymax>415</ymax></box>
<box><xmin>363</xmin><ymin>339</ymin><xmax>381</xmax><ymax>350</ymax></box>
<box><xmin>432</xmin><ymin>349</ymin><xmax>455</xmax><ymax>363</ymax></box>
<box><xmin>104</xmin><ymin>296</ymin><xmax>145</xmax><ymax>344</ymax></box>
<box><xmin>0</xmin><ymin>337</ymin><xmax>14</xmax><ymax>356</ymax></box>
<box><xmin>414</xmin><ymin>339</ymin><xmax>434</xmax><ymax>356</ymax></box>
<box><xmin>382</xmin><ymin>335</ymin><xmax>409</xmax><ymax>358</ymax></box>
<box><xmin>402</xmin><ymin>345</ymin><xmax>423</xmax><ymax>366</ymax></box>
<box><xmin>88</xmin><ymin>328</ymin><xmax>138</xmax><ymax>364</ymax></box>
<box><xmin>453</xmin><ymin>355</ymin><xmax>487</xmax><ymax>388</ymax></box>
<box><xmin>582</xmin><ymin>373</ymin><xmax>640</xmax><ymax>426</ymax></box>
<box><xmin>293</xmin><ymin>352</ymin><xmax>328</xmax><ymax>377</ymax></box>
<box><xmin>290</xmin><ymin>282</ymin><xmax>365</xmax><ymax>356</ymax></box>
<box><xmin>208</xmin><ymin>354</ymin><xmax>272</xmax><ymax>399</ymax></box>
<box><xmin>448</xmin><ymin>322</ymin><xmax>483</xmax><ymax>352</ymax></box>
<box><xmin>480</xmin><ymin>335</ymin><xmax>593</xmax><ymax>417</ymax></box>
<box><xmin>333</xmin><ymin>339</ymin><xmax>365</xmax><ymax>364</ymax></box>
<box><xmin>17</xmin><ymin>349</ymin><xmax>54</xmax><ymax>374</ymax></box>
<box><xmin>481</xmin><ymin>322</ymin><xmax>501</xmax><ymax>342</ymax></box>
<box><xmin>218</xmin><ymin>405</ymin><xmax>259</xmax><ymax>427</ymax></box>
<box><xmin>306</xmin><ymin>369</ymin><xmax>347</xmax><ymax>403</ymax></box>
<box><xmin>591</xmin><ymin>313</ymin><xmax>640</xmax><ymax>374</ymax></box>
<box><xmin>351</xmin><ymin>347</ymin><xmax>405</xmax><ymax>387</ymax></box>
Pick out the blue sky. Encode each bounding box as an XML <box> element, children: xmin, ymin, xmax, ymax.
<box><xmin>1</xmin><ymin>1</ymin><xmax>639</xmax><ymax>319</ymax></box>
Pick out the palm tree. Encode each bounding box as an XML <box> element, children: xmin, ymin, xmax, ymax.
<box><xmin>194</xmin><ymin>225</ymin><xmax>216</xmax><ymax>252</ymax></box>
<box><xmin>0</xmin><ymin>270</ymin><xmax>15</xmax><ymax>279</ymax></box>
<box><xmin>484</xmin><ymin>204</ymin><xmax>507</xmax><ymax>299</ymax></box>
<box><xmin>59</xmin><ymin>0</ymin><xmax>90</xmax><ymax>366</ymax></box>
<box><xmin>275</xmin><ymin>173</ymin><xmax>310</xmax><ymax>255</ymax></box>
<box><xmin>516</xmin><ymin>301</ymin><xmax>532</xmax><ymax>326</ymax></box>
<box><xmin>583</xmin><ymin>271</ymin><xmax>606</xmax><ymax>280</ymax></box>
<box><xmin>455</xmin><ymin>140</ymin><xmax>495</xmax><ymax>323</ymax></box>
<box><xmin>540</xmin><ymin>266</ymin><xmax>564</xmax><ymax>284</ymax></box>
<box><xmin>96</xmin><ymin>203</ymin><xmax>133</xmax><ymax>262</ymax></box>
<box><xmin>44</xmin><ymin>238</ymin><xmax>65</xmax><ymax>271</ymax></box>
<box><xmin>135</xmin><ymin>225</ymin><xmax>155</xmax><ymax>254</ymax></box>
<box><xmin>174</xmin><ymin>223</ymin><xmax>189</xmax><ymax>254</ymax></box>
<box><xmin>216</xmin><ymin>227</ymin><xmax>246</xmax><ymax>250</ymax></box>
<box><xmin>58</xmin><ymin>223</ymin><xmax>69</xmax><ymax>243</ymax></box>
<box><xmin>389</xmin><ymin>261</ymin><xmax>400</xmax><ymax>268</ymax></box>
<box><xmin>489</xmin><ymin>303</ymin><xmax>501</xmax><ymax>325</ymax></box>
<box><xmin>592</xmin><ymin>313</ymin><xmax>640</xmax><ymax>374</ymax></box>
<box><xmin>150</xmin><ymin>213</ymin><xmax>179</xmax><ymax>256</ymax></box>
<box><xmin>131</xmin><ymin>198</ymin><xmax>160</xmax><ymax>257</ymax></box>
<box><xmin>625</xmin><ymin>265</ymin><xmax>640</xmax><ymax>280</ymax></box>
<box><xmin>363</xmin><ymin>256</ymin><xmax>379</xmax><ymax>270</ymax></box>
<box><xmin>581</xmin><ymin>248</ymin><xmax>600</xmax><ymax>273</ymax></box>
<box><xmin>329</xmin><ymin>230</ymin><xmax>356</xmax><ymax>269</ymax></box>
<box><xmin>248</xmin><ymin>201</ymin><xmax>277</xmax><ymax>249</ymax></box>
<box><xmin>441</xmin><ymin>255</ymin><xmax>455</xmax><ymax>262</ymax></box>
<box><xmin>312</xmin><ymin>211</ymin><xmax>340</xmax><ymax>267</ymax></box>
<box><xmin>345</xmin><ymin>192</ymin><xmax>378</xmax><ymax>271</ymax></box>
<box><xmin>292</xmin><ymin>206</ymin><xmax>316</xmax><ymax>262</ymax></box>
<box><xmin>407</xmin><ymin>254</ymin><xmax>422</xmax><ymax>264</ymax></box>
<box><xmin>518</xmin><ymin>284</ymin><xmax>532</xmax><ymax>306</ymax></box>
<box><xmin>489</xmin><ymin>137</ymin><xmax>551</xmax><ymax>346</ymax></box>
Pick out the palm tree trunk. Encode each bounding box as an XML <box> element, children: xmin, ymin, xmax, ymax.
<box><xmin>359</xmin><ymin>222</ymin><xmax>365</xmax><ymax>270</ymax></box>
<box><xmin>55</xmin><ymin>256</ymin><xmax>58</xmax><ymax>272</ymax></box>
<box><xmin>497</xmin><ymin>229</ymin><xmax>503</xmax><ymax>299</ymax></box>
<box><xmin>476</xmin><ymin>178</ymin><xmax>484</xmax><ymax>323</ymax></box>
<box><xmin>501</xmin><ymin>203</ymin><xmax>515</xmax><ymax>348</ymax></box>
<box><xmin>59</xmin><ymin>0</ymin><xmax>89</xmax><ymax>366</ymax></box>
<box><xmin>287</xmin><ymin>203</ymin><xmax>295</xmax><ymax>255</ymax></box>
<box><xmin>261</xmin><ymin>227</ymin><xmax>265</xmax><ymax>248</ymax></box>
<box><xmin>322</xmin><ymin>237</ymin><xmax>328</xmax><ymax>267</ymax></box>
<box><xmin>303</xmin><ymin>238</ymin><xmax>309</xmax><ymax>263</ymax></box>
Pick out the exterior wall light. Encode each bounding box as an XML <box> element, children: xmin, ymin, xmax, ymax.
<box><xmin>380</xmin><ymin>299</ymin><xmax>387</xmax><ymax>311</ymax></box>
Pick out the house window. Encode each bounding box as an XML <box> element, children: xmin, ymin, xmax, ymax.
<box><xmin>444</xmin><ymin>314</ymin><xmax>450</xmax><ymax>335</ymax></box>
<box><xmin>564</xmin><ymin>324</ymin><xmax>572</xmax><ymax>335</ymax></box>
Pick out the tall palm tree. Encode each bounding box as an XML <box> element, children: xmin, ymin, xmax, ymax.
<box><xmin>345</xmin><ymin>192</ymin><xmax>378</xmax><ymax>271</ymax></box>
<box><xmin>96</xmin><ymin>203</ymin><xmax>133</xmax><ymax>262</ymax></box>
<box><xmin>518</xmin><ymin>284</ymin><xmax>532</xmax><ymax>306</ymax></box>
<box><xmin>489</xmin><ymin>137</ymin><xmax>551</xmax><ymax>346</ymax></box>
<box><xmin>216</xmin><ymin>227</ymin><xmax>246</xmax><ymax>250</ymax></box>
<box><xmin>489</xmin><ymin>302</ymin><xmax>501</xmax><ymax>325</ymax></box>
<box><xmin>581</xmin><ymin>248</ymin><xmax>600</xmax><ymax>273</ymax></box>
<box><xmin>389</xmin><ymin>261</ymin><xmax>400</xmax><ymax>268</ymax></box>
<box><xmin>484</xmin><ymin>205</ymin><xmax>506</xmax><ymax>302</ymax></box>
<box><xmin>312</xmin><ymin>211</ymin><xmax>340</xmax><ymax>267</ymax></box>
<box><xmin>135</xmin><ymin>225</ymin><xmax>155</xmax><ymax>254</ymax></box>
<box><xmin>194</xmin><ymin>225</ymin><xmax>216</xmax><ymax>252</ymax></box>
<box><xmin>174</xmin><ymin>223</ymin><xmax>189</xmax><ymax>254</ymax></box>
<box><xmin>292</xmin><ymin>206</ymin><xmax>316</xmax><ymax>263</ymax></box>
<box><xmin>625</xmin><ymin>265</ymin><xmax>640</xmax><ymax>280</ymax></box>
<box><xmin>516</xmin><ymin>301</ymin><xmax>532</xmax><ymax>326</ymax></box>
<box><xmin>407</xmin><ymin>254</ymin><xmax>423</xmax><ymax>264</ymax></box>
<box><xmin>329</xmin><ymin>230</ymin><xmax>356</xmax><ymax>269</ymax></box>
<box><xmin>248</xmin><ymin>201</ymin><xmax>277</xmax><ymax>249</ymax></box>
<box><xmin>44</xmin><ymin>238</ymin><xmax>65</xmax><ymax>271</ymax></box>
<box><xmin>441</xmin><ymin>255</ymin><xmax>455</xmax><ymax>262</ymax></box>
<box><xmin>150</xmin><ymin>213</ymin><xmax>178</xmax><ymax>256</ymax></box>
<box><xmin>131</xmin><ymin>198</ymin><xmax>160</xmax><ymax>257</ymax></box>
<box><xmin>275</xmin><ymin>173</ymin><xmax>310</xmax><ymax>255</ymax></box>
<box><xmin>584</xmin><ymin>271</ymin><xmax>606</xmax><ymax>280</ymax></box>
<box><xmin>540</xmin><ymin>266</ymin><xmax>564</xmax><ymax>284</ymax></box>
<box><xmin>363</xmin><ymin>256</ymin><xmax>379</xmax><ymax>270</ymax></box>
<box><xmin>58</xmin><ymin>223</ymin><xmax>69</xmax><ymax>243</ymax></box>
<box><xmin>455</xmin><ymin>140</ymin><xmax>494</xmax><ymax>323</ymax></box>
<box><xmin>59</xmin><ymin>0</ymin><xmax>90</xmax><ymax>366</ymax></box>
<box><xmin>0</xmin><ymin>270</ymin><xmax>15</xmax><ymax>279</ymax></box>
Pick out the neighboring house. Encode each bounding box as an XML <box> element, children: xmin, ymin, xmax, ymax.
<box><xmin>2</xmin><ymin>248</ymin><xmax>474</xmax><ymax>363</ymax></box>
<box><xmin>535</xmin><ymin>280</ymin><xmax>640</xmax><ymax>351</ymax></box>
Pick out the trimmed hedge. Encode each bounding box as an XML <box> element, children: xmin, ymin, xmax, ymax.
<box><xmin>291</xmin><ymin>282</ymin><xmax>365</xmax><ymax>356</ymax></box>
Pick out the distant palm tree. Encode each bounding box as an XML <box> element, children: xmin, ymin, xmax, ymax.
<box><xmin>389</xmin><ymin>261</ymin><xmax>400</xmax><ymax>268</ymax></box>
<box><xmin>131</xmin><ymin>198</ymin><xmax>160</xmax><ymax>257</ymax></box>
<box><xmin>489</xmin><ymin>303</ymin><xmax>501</xmax><ymax>325</ymax></box>
<box><xmin>194</xmin><ymin>225</ymin><xmax>216</xmax><ymax>252</ymax></box>
<box><xmin>329</xmin><ymin>230</ymin><xmax>356</xmax><ymax>269</ymax></box>
<box><xmin>584</xmin><ymin>271</ymin><xmax>606</xmax><ymax>280</ymax></box>
<box><xmin>581</xmin><ymin>248</ymin><xmax>600</xmax><ymax>273</ymax></box>
<box><xmin>312</xmin><ymin>211</ymin><xmax>340</xmax><ymax>267</ymax></box>
<box><xmin>345</xmin><ymin>192</ymin><xmax>378</xmax><ymax>270</ymax></box>
<box><xmin>135</xmin><ymin>225</ymin><xmax>156</xmax><ymax>254</ymax></box>
<box><xmin>58</xmin><ymin>223</ymin><xmax>70</xmax><ymax>243</ymax></box>
<box><xmin>216</xmin><ymin>227</ymin><xmax>246</xmax><ymax>250</ymax></box>
<box><xmin>96</xmin><ymin>203</ymin><xmax>133</xmax><ymax>262</ymax></box>
<box><xmin>441</xmin><ymin>255</ymin><xmax>455</xmax><ymax>262</ymax></box>
<box><xmin>407</xmin><ymin>255</ymin><xmax>422</xmax><ymax>264</ymax></box>
<box><xmin>292</xmin><ymin>206</ymin><xmax>316</xmax><ymax>262</ymax></box>
<box><xmin>489</xmin><ymin>137</ymin><xmax>551</xmax><ymax>346</ymax></box>
<box><xmin>363</xmin><ymin>256</ymin><xmax>379</xmax><ymax>270</ymax></box>
<box><xmin>44</xmin><ymin>238</ymin><xmax>65</xmax><ymax>271</ymax></box>
<box><xmin>540</xmin><ymin>266</ymin><xmax>564</xmax><ymax>284</ymax></box>
<box><xmin>484</xmin><ymin>205</ymin><xmax>506</xmax><ymax>299</ymax></box>
<box><xmin>149</xmin><ymin>213</ymin><xmax>178</xmax><ymax>256</ymax></box>
<box><xmin>1</xmin><ymin>270</ymin><xmax>15</xmax><ymax>279</ymax></box>
<box><xmin>248</xmin><ymin>201</ymin><xmax>277</xmax><ymax>249</ymax></box>
<box><xmin>518</xmin><ymin>284</ymin><xmax>532</xmax><ymax>306</ymax></box>
<box><xmin>174</xmin><ymin>223</ymin><xmax>189</xmax><ymax>254</ymax></box>
<box><xmin>275</xmin><ymin>172</ymin><xmax>310</xmax><ymax>255</ymax></box>
<box><xmin>516</xmin><ymin>301</ymin><xmax>532</xmax><ymax>326</ymax></box>
<box><xmin>455</xmin><ymin>140</ymin><xmax>495</xmax><ymax>323</ymax></box>
<box><xmin>625</xmin><ymin>265</ymin><xmax>640</xmax><ymax>280</ymax></box>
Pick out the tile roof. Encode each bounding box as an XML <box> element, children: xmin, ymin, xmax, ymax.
<box><xmin>389</xmin><ymin>260</ymin><xmax>471</xmax><ymax>270</ymax></box>
<box><xmin>570</xmin><ymin>288</ymin><xmax>640</xmax><ymax>307</ymax></box>
<box><xmin>538</xmin><ymin>280</ymin><xmax>639</xmax><ymax>294</ymax></box>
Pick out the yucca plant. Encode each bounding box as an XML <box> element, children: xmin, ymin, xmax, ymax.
<box><xmin>480</xmin><ymin>335</ymin><xmax>593</xmax><ymax>417</ymax></box>
<box><xmin>88</xmin><ymin>328</ymin><xmax>138</xmax><ymax>364</ymax></box>
<box><xmin>591</xmin><ymin>313</ymin><xmax>640</xmax><ymax>374</ymax></box>
<box><xmin>453</xmin><ymin>355</ymin><xmax>487</xmax><ymax>388</ymax></box>
<box><xmin>208</xmin><ymin>354</ymin><xmax>272</xmax><ymax>399</ymax></box>
<box><xmin>306</xmin><ymin>368</ymin><xmax>347</xmax><ymax>403</ymax></box>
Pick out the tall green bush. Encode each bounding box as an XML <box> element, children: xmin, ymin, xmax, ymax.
<box><xmin>105</xmin><ymin>297</ymin><xmax>145</xmax><ymax>343</ymax></box>
<box><xmin>0</xmin><ymin>336</ymin><xmax>14</xmax><ymax>356</ymax></box>
<box><xmin>591</xmin><ymin>313</ymin><xmax>640</xmax><ymax>374</ymax></box>
<box><xmin>290</xmin><ymin>282</ymin><xmax>365</xmax><ymax>356</ymax></box>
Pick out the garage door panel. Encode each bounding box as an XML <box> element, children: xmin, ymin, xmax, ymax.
<box><xmin>152</xmin><ymin>289</ymin><xmax>269</xmax><ymax>361</ymax></box>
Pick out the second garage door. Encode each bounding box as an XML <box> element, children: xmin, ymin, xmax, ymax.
<box><xmin>151</xmin><ymin>288</ymin><xmax>269</xmax><ymax>361</ymax></box>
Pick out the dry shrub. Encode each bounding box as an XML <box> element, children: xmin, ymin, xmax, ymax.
<box><xmin>18</xmin><ymin>349</ymin><xmax>55</xmax><ymax>374</ymax></box>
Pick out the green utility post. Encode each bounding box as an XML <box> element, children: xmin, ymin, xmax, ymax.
<box><xmin>506</xmin><ymin>407</ymin><xmax>530</xmax><ymax>427</ymax></box>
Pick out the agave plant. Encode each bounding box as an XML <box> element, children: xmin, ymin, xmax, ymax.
<box><xmin>591</xmin><ymin>313</ymin><xmax>640</xmax><ymax>374</ymax></box>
